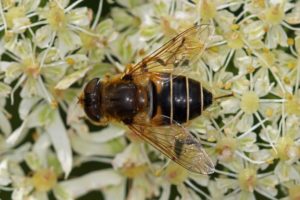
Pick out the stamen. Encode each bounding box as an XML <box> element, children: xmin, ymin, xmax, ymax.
<box><xmin>235</xmin><ymin>150</ymin><xmax>266</xmax><ymax>165</ymax></box>
<box><xmin>281</xmin><ymin>21</ymin><xmax>300</xmax><ymax>31</ymax></box>
<box><xmin>0</xmin><ymin>0</ymin><xmax>7</xmax><ymax>31</ymax></box>
<box><xmin>92</xmin><ymin>0</ymin><xmax>103</xmax><ymax>30</ymax></box>
<box><xmin>65</xmin><ymin>0</ymin><xmax>85</xmax><ymax>12</ymax></box>
<box><xmin>214</xmin><ymin>168</ymin><xmax>237</xmax><ymax>178</ymax></box>
<box><xmin>10</xmin><ymin>74</ymin><xmax>26</xmax><ymax>105</ymax></box>
<box><xmin>254</xmin><ymin>112</ymin><xmax>277</xmax><ymax>154</ymax></box>
<box><xmin>238</xmin><ymin>118</ymin><xmax>267</xmax><ymax>139</ymax></box>
<box><xmin>185</xmin><ymin>180</ymin><xmax>212</xmax><ymax>200</ymax></box>
<box><xmin>255</xmin><ymin>188</ymin><xmax>278</xmax><ymax>200</ymax></box>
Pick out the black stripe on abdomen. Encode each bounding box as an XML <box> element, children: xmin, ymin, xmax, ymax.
<box><xmin>159</xmin><ymin>76</ymin><xmax>171</xmax><ymax>124</ymax></box>
<box><xmin>172</xmin><ymin>76</ymin><xmax>188</xmax><ymax>123</ymax></box>
<box><xmin>188</xmin><ymin>78</ymin><xmax>213</xmax><ymax>120</ymax></box>
<box><xmin>154</xmin><ymin>74</ymin><xmax>213</xmax><ymax>125</ymax></box>
<box><xmin>188</xmin><ymin>78</ymin><xmax>202</xmax><ymax>120</ymax></box>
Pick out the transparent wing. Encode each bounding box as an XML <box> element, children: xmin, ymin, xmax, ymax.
<box><xmin>129</xmin><ymin>119</ymin><xmax>215</xmax><ymax>174</ymax></box>
<box><xmin>127</xmin><ymin>24</ymin><xmax>213</xmax><ymax>76</ymax></box>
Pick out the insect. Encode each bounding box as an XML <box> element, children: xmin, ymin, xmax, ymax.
<box><xmin>80</xmin><ymin>24</ymin><xmax>218</xmax><ymax>174</ymax></box>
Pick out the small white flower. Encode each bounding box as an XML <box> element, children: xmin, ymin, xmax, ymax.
<box><xmin>36</xmin><ymin>0</ymin><xmax>91</xmax><ymax>56</ymax></box>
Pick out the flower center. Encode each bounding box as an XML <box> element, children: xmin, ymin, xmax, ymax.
<box><xmin>238</xmin><ymin>168</ymin><xmax>257</xmax><ymax>192</ymax></box>
<box><xmin>47</xmin><ymin>2</ymin><xmax>67</xmax><ymax>31</ymax></box>
<box><xmin>285</xmin><ymin>95</ymin><xmax>300</xmax><ymax>116</ymax></box>
<box><xmin>5</xmin><ymin>6</ymin><xmax>26</xmax><ymax>29</ymax></box>
<box><xmin>23</xmin><ymin>58</ymin><xmax>40</xmax><ymax>78</ymax></box>
<box><xmin>199</xmin><ymin>0</ymin><xmax>216</xmax><ymax>21</ymax></box>
<box><xmin>277</xmin><ymin>136</ymin><xmax>300</xmax><ymax>161</ymax></box>
<box><xmin>164</xmin><ymin>163</ymin><xmax>188</xmax><ymax>185</ymax></box>
<box><xmin>79</xmin><ymin>31</ymin><xmax>99</xmax><ymax>50</ymax></box>
<box><xmin>240</xmin><ymin>91</ymin><xmax>259</xmax><ymax>114</ymax></box>
<box><xmin>260</xmin><ymin>48</ymin><xmax>276</xmax><ymax>68</ymax></box>
<box><xmin>32</xmin><ymin>168</ymin><xmax>57</xmax><ymax>192</ymax></box>
<box><xmin>226</xmin><ymin>31</ymin><xmax>244</xmax><ymax>49</ymax></box>
<box><xmin>216</xmin><ymin>137</ymin><xmax>237</xmax><ymax>161</ymax></box>
<box><xmin>120</xmin><ymin>163</ymin><xmax>148</xmax><ymax>178</ymax></box>
<box><xmin>264</xmin><ymin>4</ymin><xmax>284</xmax><ymax>26</ymax></box>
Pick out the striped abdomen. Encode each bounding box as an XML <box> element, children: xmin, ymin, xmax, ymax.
<box><xmin>150</xmin><ymin>73</ymin><xmax>212</xmax><ymax>125</ymax></box>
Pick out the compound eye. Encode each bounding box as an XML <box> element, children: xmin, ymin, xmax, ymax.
<box><xmin>84</xmin><ymin>78</ymin><xmax>99</xmax><ymax>94</ymax></box>
<box><xmin>83</xmin><ymin>78</ymin><xmax>101</xmax><ymax>122</ymax></box>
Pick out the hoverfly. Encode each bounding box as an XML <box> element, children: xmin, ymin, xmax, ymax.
<box><xmin>80</xmin><ymin>24</ymin><xmax>217</xmax><ymax>174</ymax></box>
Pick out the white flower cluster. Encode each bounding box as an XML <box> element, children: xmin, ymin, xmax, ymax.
<box><xmin>0</xmin><ymin>0</ymin><xmax>300</xmax><ymax>199</ymax></box>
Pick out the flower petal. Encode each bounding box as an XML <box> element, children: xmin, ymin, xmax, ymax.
<box><xmin>236</xmin><ymin>114</ymin><xmax>254</xmax><ymax>133</ymax></box>
<box><xmin>0</xmin><ymin>160</ymin><xmax>11</xmax><ymax>186</ymax></box>
<box><xmin>70</xmin><ymin>130</ymin><xmax>125</xmax><ymax>156</ymax></box>
<box><xmin>18</xmin><ymin>97</ymin><xmax>40</xmax><ymax>120</ymax></box>
<box><xmin>57</xmin><ymin>169</ymin><xmax>123</xmax><ymax>199</ymax></box>
<box><xmin>0</xmin><ymin>82</ymin><xmax>11</xmax><ymax>97</ymax></box>
<box><xmin>274</xmin><ymin>161</ymin><xmax>300</xmax><ymax>182</ymax></box>
<box><xmin>83</xmin><ymin>125</ymin><xmax>125</xmax><ymax>143</ymax></box>
<box><xmin>57</xmin><ymin>30</ymin><xmax>82</xmax><ymax>56</ymax></box>
<box><xmin>46</xmin><ymin>111</ymin><xmax>72</xmax><ymax>177</ymax></box>
<box><xmin>257</xmin><ymin>175</ymin><xmax>279</xmax><ymax>197</ymax></box>
<box><xmin>35</xmin><ymin>25</ymin><xmax>54</xmax><ymax>48</ymax></box>
<box><xmin>0</xmin><ymin>111</ymin><xmax>12</xmax><ymax>136</ymax></box>
<box><xmin>23</xmin><ymin>0</ymin><xmax>41</xmax><ymax>12</ymax></box>
<box><xmin>6</xmin><ymin>120</ymin><xmax>28</xmax><ymax>147</ymax></box>
<box><xmin>67</xmin><ymin>7</ymin><xmax>90</xmax><ymax>26</ymax></box>
<box><xmin>55</xmin><ymin>67</ymin><xmax>89</xmax><ymax>90</ymax></box>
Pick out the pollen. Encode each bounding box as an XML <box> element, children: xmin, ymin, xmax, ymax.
<box><xmin>120</xmin><ymin>164</ymin><xmax>148</xmax><ymax>178</ymax></box>
<box><xmin>51</xmin><ymin>100</ymin><xmax>58</xmax><ymax>109</ymax></box>
<box><xmin>66</xmin><ymin>57</ymin><xmax>76</xmax><ymax>65</ymax></box>
<box><xmin>231</xmin><ymin>24</ymin><xmax>240</xmax><ymax>31</ymax></box>
<box><xmin>265</xmin><ymin>107</ymin><xmax>274</xmax><ymax>118</ymax></box>
<box><xmin>252</xmin><ymin>0</ymin><xmax>266</xmax><ymax>9</ymax></box>
<box><xmin>238</xmin><ymin>168</ymin><xmax>257</xmax><ymax>192</ymax></box>
<box><xmin>287</xmin><ymin>38</ymin><xmax>294</xmax><ymax>46</ymax></box>
<box><xmin>266</xmin><ymin>158</ymin><xmax>274</xmax><ymax>164</ymax></box>
<box><xmin>240</xmin><ymin>91</ymin><xmax>260</xmax><ymax>114</ymax></box>
<box><xmin>209</xmin><ymin>46</ymin><xmax>219</xmax><ymax>53</ymax></box>
<box><xmin>224</xmin><ymin>82</ymin><xmax>232</xmax><ymax>90</ymax></box>
<box><xmin>31</xmin><ymin>168</ymin><xmax>57</xmax><ymax>192</ymax></box>
<box><xmin>287</xmin><ymin>60</ymin><xmax>296</xmax><ymax>69</ymax></box>
<box><xmin>283</xmin><ymin>77</ymin><xmax>291</xmax><ymax>85</ymax></box>
<box><xmin>216</xmin><ymin>81</ymin><xmax>224</xmax><ymax>89</ymax></box>
<box><xmin>247</xmin><ymin>65</ymin><xmax>255</xmax><ymax>73</ymax></box>
<box><xmin>207</xmin><ymin>136</ymin><xmax>217</xmax><ymax>142</ymax></box>
<box><xmin>261</xmin><ymin>49</ymin><xmax>275</xmax><ymax>68</ymax></box>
